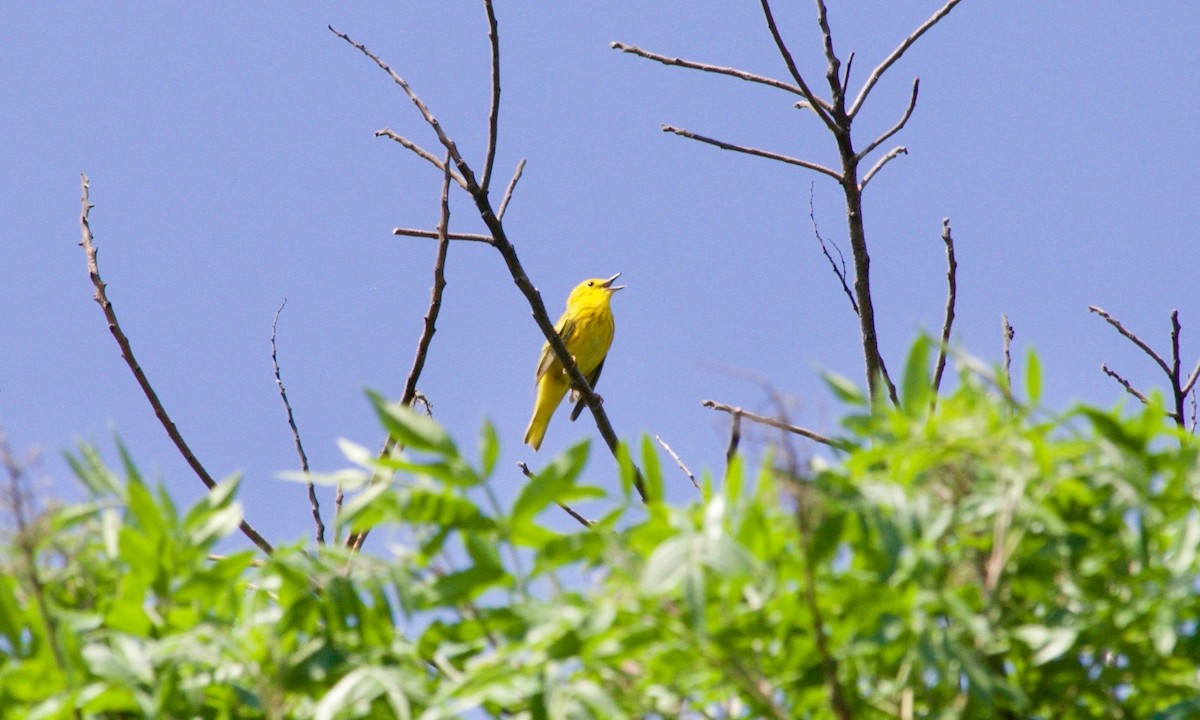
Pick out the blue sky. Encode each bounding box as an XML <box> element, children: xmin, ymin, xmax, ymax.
<box><xmin>3</xmin><ymin>2</ymin><xmax>1198</xmax><ymax>546</ymax></box>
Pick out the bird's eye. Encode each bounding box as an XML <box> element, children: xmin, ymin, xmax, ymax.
<box><xmin>587</xmin><ymin>281</ymin><xmax>594</xmax><ymax>287</ymax></box>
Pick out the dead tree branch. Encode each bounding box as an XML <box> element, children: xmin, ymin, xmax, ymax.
<box><xmin>77</xmin><ymin>175</ymin><xmax>274</xmax><ymax>555</ymax></box>
<box><xmin>271</xmin><ymin>300</ymin><xmax>323</xmax><ymax>545</ymax></box>
<box><xmin>375</xmin><ymin>129</ymin><xmax>468</xmax><ymax>188</ymax></box>
<box><xmin>392</xmin><ymin>227</ymin><xmax>493</xmax><ymax>244</ymax></box>
<box><xmin>809</xmin><ymin>185</ymin><xmax>858</xmax><ymax>315</ymax></box>
<box><xmin>519</xmin><ymin>462</ymin><xmax>592</xmax><ymax>528</ymax></box>
<box><xmin>1002</xmin><ymin>315</ymin><xmax>1015</xmax><ymax>399</ymax></box>
<box><xmin>610</xmin><ymin>41</ymin><xmax>812</xmax><ymax>99</ymax></box>
<box><xmin>662</xmin><ymin>125</ymin><xmax>841</xmax><ymax>181</ymax></box>
<box><xmin>481</xmin><ymin>0</ymin><xmax>501</xmax><ymax>192</ymax></box>
<box><xmin>656</xmin><ymin>435</ymin><xmax>700</xmax><ymax>491</ymax></box>
<box><xmin>497</xmin><ymin>157</ymin><xmax>526</xmax><ymax>221</ymax></box>
<box><xmin>1089</xmin><ymin>306</ymin><xmax>1199</xmax><ymax>426</ymax></box>
<box><xmin>702</xmin><ymin>399</ymin><xmax>848</xmax><ymax>450</ymax></box>
<box><xmin>930</xmin><ymin>218</ymin><xmax>958</xmax><ymax>406</ymax></box>
<box><xmin>1100</xmin><ymin>364</ymin><xmax>1149</xmax><ymax>406</ymax></box>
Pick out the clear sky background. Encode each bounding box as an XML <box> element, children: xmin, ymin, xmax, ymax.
<box><xmin>3</xmin><ymin>2</ymin><xmax>1198</xmax><ymax>547</ymax></box>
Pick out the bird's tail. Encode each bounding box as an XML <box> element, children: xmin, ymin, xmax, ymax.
<box><xmin>524</xmin><ymin>377</ymin><xmax>569</xmax><ymax>451</ymax></box>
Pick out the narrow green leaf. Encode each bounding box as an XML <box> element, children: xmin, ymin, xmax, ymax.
<box><xmin>511</xmin><ymin>440</ymin><xmax>589</xmax><ymax>526</ymax></box>
<box><xmin>641</xmin><ymin>434</ymin><xmax>663</xmax><ymax>503</ymax></box>
<box><xmin>901</xmin><ymin>336</ymin><xmax>932</xmax><ymax>415</ymax></box>
<box><xmin>479</xmin><ymin>419</ymin><xmax>500</xmax><ymax>480</ymax></box>
<box><xmin>822</xmin><ymin>371</ymin><xmax>866</xmax><ymax>406</ymax></box>
<box><xmin>1025</xmin><ymin>348</ymin><xmax>1042</xmax><ymax>405</ymax></box>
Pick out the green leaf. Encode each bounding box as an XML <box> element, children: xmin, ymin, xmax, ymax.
<box><xmin>641</xmin><ymin>435</ymin><xmax>663</xmax><ymax>503</ymax></box>
<box><xmin>1025</xmin><ymin>348</ymin><xmax>1042</xmax><ymax>405</ymax></box>
<box><xmin>901</xmin><ymin>335</ymin><xmax>932</xmax><ymax>415</ymax></box>
<box><xmin>1014</xmin><ymin>624</ymin><xmax>1078</xmax><ymax>665</ymax></box>
<box><xmin>511</xmin><ymin>441</ymin><xmax>589</xmax><ymax>527</ymax></box>
<box><xmin>822</xmin><ymin>371</ymin><xmax>866</xmax><ymax>406</ymax></box>
<box><xmin>479</xmin><ymin>419</ymin><xmax>500</xmax><ymax>480</ymax></box>
<box><xmin>368</xmin><ymin>390</ymin><xmax>456</xmax><ymax>456</ymax></box>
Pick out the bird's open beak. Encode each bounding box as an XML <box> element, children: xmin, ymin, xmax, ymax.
<box><xmin>601</xmin><ymin>273</ymin><xmax>626</xmax><ymax>291</ymax></box>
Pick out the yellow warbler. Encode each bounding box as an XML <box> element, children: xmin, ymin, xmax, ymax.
<box><xmin>523</xmin><ymin>273</ymin><xmax>625</xmax><ymax>450</ymax></box>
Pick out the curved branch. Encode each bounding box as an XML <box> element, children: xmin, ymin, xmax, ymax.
<box><xmin>78</xmin><ymin>175</ymin><xmax>274</xmax><ymax>555</ymax></box>
<box><xmin>857</xmin><ymin>77</ymin><xmax>919</xmax><ymax>161</ymax></box>
<box><xmin>859</xmin><ymin>146</ymin><xmax>908</xmax><ymax>190</ymax></box>
<box><xmin>848</xmin><ymin>0</ymin><xmax>965</xmax><ymax>118</ymax></box>
<box><xmin>271</xmin><ymin>300</ymin><xmax>323</xmax><ymax>545</ymax></box>
<box><xmin>610</xmin><ymin>41</ymin><xmax>815</xmax><ymax>101</ymax></box>
<box><xmin>930</xmin><ymin>218</ymin><xmax>958</xmax><ymax>407</ymax></box>
<box><xmin>481</xmin><ymin>0</ymin><xmax>501</xmax><ymax>192</ymax></box>
<box><xmin>662</xmin><ymin>125</ymin><xmax>842</xmax><ymax>181</ymax></box>
<box><xmin>701</xmin><ymin>400</ymin><xmax>849</xmax><ymax>450</ymax></box>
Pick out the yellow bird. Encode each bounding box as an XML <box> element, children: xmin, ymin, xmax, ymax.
<box><xmin>523</xmin><ymin>273</ymin><xmax>625</xmax><ymax>450</ymax></box>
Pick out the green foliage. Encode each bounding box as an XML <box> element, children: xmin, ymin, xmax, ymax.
<box><xmin>3</xmin><ymin>356</ymin><xmax>1200</xmax><ymax>718</ymax></box>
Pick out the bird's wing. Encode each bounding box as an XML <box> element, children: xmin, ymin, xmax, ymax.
<box><xmin>569</xmin><ymin>357</ymin><xmax>605</xmax><ymax>421</ymax></box>
<box><xmin>534</xmin><ymin>315</ymin><xmax>576</xmax><ymax>384</ymax></box>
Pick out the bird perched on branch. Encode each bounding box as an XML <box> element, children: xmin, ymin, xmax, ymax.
<box><xmin>524</xmin><ymin>273</ymin><xmax>625</xmax><ymax>450</ymax></box>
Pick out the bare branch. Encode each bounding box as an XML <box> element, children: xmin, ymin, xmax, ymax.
<box><xmin>1183</xmin><ymin>357</ymin><xmax>1200</xmax><ymax>397</ymax></box>
<box><xmin>848</xmin><ymin>0</ymin><xmax>965</xmax><ymax>118</ymax></box>
<box><xmin>271</xmin><ymin>300</ymin><xmax>323</xmax><ymax>545</ymax></box>
<box><xmin>497</xmin><ymin>157</ymin><xmax>526</xmax><ymax>220</ymax></box>
<box><xmin>1002</xmin><ymin>314</ymin><xmax>1015</xmax><ymax>399</ymax></box>
<box><xmin>393</xmin><ymin>226</ymin><xmax>493</xmax><ymax>244</ymax></box>
<box><xmin>930</xmin><ymin>218</ymin><xmax>958</xmax><ymax>406</ymax></box>
<box><xmin>702</xmin><ymin>399</ymin><xmax>848</xmax><ymax>450</ymax></box>
<box><xmin>333</xmin><ymin>27</ymin><xmax>479</xmax><ymax>192</ymax></box>
<box><xmin>858</xmin><ymin>77</ymin><xmax>920</xmax><ymax>161</ymax></box>
<box><xmin>859</xmin><ymin>146</ymin><xmax>908</xmax><ymax>190</ymax></box>
<box><xmin>610</xmin><ymin>41</ymin><xmax>814</xmax><ymax>100</ymax></box>
<box><xmin>77</xmin><ymin>175</ymin><xmax>274</xmax><ymax>555</ymax></box>
<box><xmin>656</xmin><ymin>435</ymin><xmax>699</xmax><ymax>491</ymax></box>
<box><xmin>725</xmin><ymin>410</ymin><xmax>743</xmax><ymax>467</ymax></box>
<box><xmin>348</xmin><ymin>155</ymin><xmax>456</xmax><ymax>552</ymax></box>
<box><xmin>481</xmin><ymin>0</ymin><xmax>501</xmax><ymax>192</ymax></box>
<box><xmin>519</xmin><ymin>462</ymin><xmax>592</xmax><ymax>527</ymax></box>
<box><xmin>375</xmin><ymin>129</ymin><xmax>468</xmax><ymax>189</ymax></box>
<box><xmin>1088</xmin><ymin>306</ymin><xmax>1172</xmax><ymax>377</ymax></box>
<box><xmin>808</xmin><ymin>185</ymin><xmax>857</xmax><ymax>315</ymax></box>
<box><xmin>662</xmin><ymin>125</ymin><xmax>841</xmax><ymax>181</ymax></box>
<box><xmin>758</xmin><ymin>0</ymin><xmax>838</xmax><ymax>133</ymax></box>
<box><xmin>877</xmin><ymin>354</ymin><xmax>901</xmax><ymax>408</ymax></box>
<box><xmin>814</xmin><ymin>0</ymin><xmax>844</xmax><ymax>107</ymax></box>
<box><xmin>1101</xmin><ymin>363</ymin><xmax>1151</xmax><ymax>407</ymax></box>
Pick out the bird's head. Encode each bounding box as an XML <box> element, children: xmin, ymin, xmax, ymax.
<box><xmin>568</xmin><ymin>273</ymin><xmax>625</xmax><ymax>307</ymax></box>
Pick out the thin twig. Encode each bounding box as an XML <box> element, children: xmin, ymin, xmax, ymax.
<box><xmin>809</xmin><ymin>185</ymin><xmax>857</xmax><ymax>315</ymax></box>
<box><xmin>858</xmin><ymin>78</ymin><xmax>920</xmax><ymax>161</ymax></box>
<box><xmin>1088</xmin><ymin>306</ymin><xmax>1171</xmax><ymax>376</ymax></box>
<box><xmin>333</xmin><ymin>28</ymin><xmax>473</xmax><ymax>186</ymax></box>
<box><xmin>78</xmin><ymin>175</ymin><xmax>274</xmax><ymax>555</ymax></box>
<box><xmin>392</xmin><ymin>227</ymin><xmax>493</xmax><ymax>244</ymax></box>
<box><xmin>609</xmin><ymin>41</ymin><xmax>811</xmax><ymax>100</ymax></box>
<box><xmin>271</xmin><ymin>300</ymin><xmax>324</xmax><ymax>546</ymax></box>
<box><xmin>656</xmin><ymin>435</ymin><xmax>700</xmax><ymax>491</ymax></box>
<box><xmin>725</xmin><ymin>411</ymin><xmax>742</xmax><ymax>467</ymax></box>
<box><xmin>662</xmin><ymin>125</ymin><xmax>841</xmax><ymax>181</ymax></box>
<box><xmin>1170</xmin><ymin>310</ymin><xmax>1185</xmax><ymax>423</ymax></box>
<box><xmin>1002</xmin><ymin>314</ymin><xmax>1015</xmax><ymax>400</ymax></box>
<box><xmin>848</xmin><ymin>0</ymin><xmax>965</xmax><ymax>118</ymax></box>
<box><xmin>859</xmin><ymin>146</ymin><xmax>908</xmax><ymax>191</ymax></box>
<box><xmin>1185</xmin><ymin>357</ymin><xmax>1200</xmax><ymax>398</ymax></box>
<box><xmin>349</xmin><ymin>155</ymin><xmax>455</xmax><ymax>552</ymax></box>
<box><xmin>758</xmin><ymin>0</ymin><xmax>838</xmax><ymax>132</ymax></box>
<box><xmin>518</xmin><ymin>462</ymin><xmax>593</xmax><ymax>527</ymax></box>
<box><xmin>375</xmin><ymin>129</ymin><xmax>468</xmax><ymax>189</ymax></box>
<box><xmin>702</xmin><ymin>400</ymin><xmax>848</xmax><ymax>450</ymax></box>
<box><xmin>481</xmin><ymin>0</ymin><xmax>501</xmax><ymax>192</ymax></box>
<box><xmin>497</xmin><ymin>157</ymin><xmax>526</xmax><ymax>221</ymax></box>
<box><xmin>1100</xmin><ymin>363</ymin><xmax>1150</xmax><ymax>406</ymax></box>
<box><xmin>930</xmin><ymin>218</ymin><xmax>958</xmax><ymax>407</ymax></box>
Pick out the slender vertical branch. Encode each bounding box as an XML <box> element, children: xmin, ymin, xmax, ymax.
<box><xmin>271</xmin><ymin>300</ymin><xmax>324</xmax><ymax>545</ymax></box>
<box><xmin>78</xmin><ymin>175</ymin><xmax>274</xmax><ymax>555</ymax></box>
<box><xmin>1002</xmin><ymin>314</ymin><xmax>1015</xmax><ymax>400</ymax></box>
<box><xmin>725</xmin><ymin>411</ymin><xmax>742</xmax><ymax>467</ymax></box>
<box><xmin>497</xmin><ymin>158</ymin><xmax>526</xmax><ymax>220</ymax></box>
<box><xmin>930</xmin><ymin>218</ymin><xmax>958</xmax><ymax>407</ymax></box>
<box><xmin>481</xmin><ymin>0</ymin><xmax>501</xmax><ymax>192</ymax></box>
<box><xmin>348</xmin><ymin>155</ymin><xmax>455</xmax><ymax>551</ymax></box>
